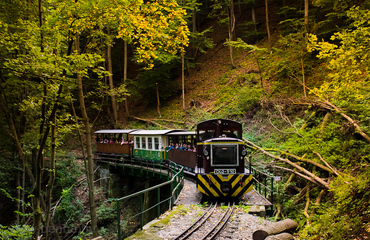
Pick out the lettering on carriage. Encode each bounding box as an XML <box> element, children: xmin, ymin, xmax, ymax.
<box><xmin>214</xmin><ymin>169</ymin><xmax>236</xmax><ymax>175</ymax></box>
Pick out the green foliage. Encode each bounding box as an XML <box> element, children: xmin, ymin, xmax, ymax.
<box><xmin>189</xmin><ymin>28</ymin><xmax>215</xmax><ymax>55</ymax></box>
<box><xmin>237</xmin><ymin>202</ymin><xmax>250</xmax><ymax>213</ymax></box>
<box><xmin>196</xmin><ymin>201</ymin><xmax>208</xmax><ymax>208</ymax></box>
<box><xmin>240</xmin><ymin>21</ymin><xmax>260</xmax><ymax>43</ymax></box>
<box><xmin>280</xmin><ymin>113</ymin><xmax>369</xmax><ymax>169</ymax></box>
<box><xmin>0</xmin><ymin>156</ymin><xmax>18</xmax><ymax>194</ymax></box>
<box><xmin>96</xmin><ymin>199</ymin><xmax>116</xmax><ymax>222</ymax></box>
<box><xmin>308</xmin><ymin>7</ymin><xmax>370</xmax><ymax>109</ymax></box>
<box><xmin>300</xmin><ymin>167</ymin><xmax>370</xmax><ymax>239</ymax></box>
<box><xmin>54</xmin><ymin>156</ymin><xmax>84</xmax><ymax>198</ymax></box>
<box><xmin>215</xmin><ymin>78</ymin><xmax>262</xmax><ymax>118</ymax></box>
<box><xmin>54</xmin><ymin>187</ymin><xmax>84</xmax><ymax>224</ymax></box>
<box><xmin>0</xmin><ymin>225</ymin><xmax>33</xmax><ymax>240</ymax></box>
<box><xmin>133</xmin><ymin>52</ymin><xmax>181</xmax><ymax>105</ymax></box>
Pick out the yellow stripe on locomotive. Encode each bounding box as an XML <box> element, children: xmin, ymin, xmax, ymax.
<box><xmin>197</xmin><ymin>173</ymin><xmax>253</xmax><ymax>198</ymax></box>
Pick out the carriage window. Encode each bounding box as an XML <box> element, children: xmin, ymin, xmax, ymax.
<box><xmin>154</xmin><ymin>137</ymin><xmax>159</xmax><ymax>150</ymax></box>
<box><xmin>136</xmin><ymin>137</ymin><xmax>140</xmax><ymax>148</ymax></box>
<box><xmin>141</xmin><ymin>137</ymin><xmax>146</xmax><ymax>149</ymax></box>
<box><xmin>148</xmin><ymin>137</ymin><xmax>153</xmax><ymax>149</ymax></box>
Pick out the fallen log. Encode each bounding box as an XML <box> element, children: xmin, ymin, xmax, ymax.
<box><xmin>265</xmin><ymin>232</ymin><xmax>294</xmax><ymax>240</ymax></box>
<box><xmin>131</xmin><ymin>116</ymin><xmax>170</xmax><ymax>129</ymax></box>
<box><xmin>253</xmin><ymin>218</ymin><xmax>298</xmax><ymax>240</ymax></box>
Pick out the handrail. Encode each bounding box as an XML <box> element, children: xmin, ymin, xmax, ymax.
<box><xmin>115</xmin><ymin>164</ymin><xmax>183</xmax><ymax>202</ymax></box>
<box><xmin>251</xmin><ymin>166</ymin><xmax>275</xmax><ymax>204</ymax></box>
<box><xmin>115</xmin><ymin>161</ymin><xmax>184</xmax><ymax>240</ymax></box>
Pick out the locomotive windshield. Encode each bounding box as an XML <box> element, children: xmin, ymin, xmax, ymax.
<box><xmin>211</xmin><ymin>144</ymin><xmax>238</xmax><ymax>166</ymax></box>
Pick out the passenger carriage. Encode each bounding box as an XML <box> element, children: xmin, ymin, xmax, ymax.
<box><xmin>95</xmin><ymin>129</ymin><xmax>137</xmax><ymax>156</ymax></box>
<box><xmin>166</xmin><ymin>131</ymin><xmax>197</xmax><ymax>173</ymax></box>
<box><xmin>131</xmin><ymin>129</ymin><xmax>180</xmax><ymax>161</ymax></box>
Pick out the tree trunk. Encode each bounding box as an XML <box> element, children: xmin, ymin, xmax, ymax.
<box><xmin>182</xmin><ymin>54</ymin><xmax>185</xmax><ymax>111</ymax></box>
<box><xmin>156</xmin><ymin>83</ymin><xmax>161</xmax><ymax>117</ymax></box>
<box><xmin>107</xmin><ymin>26</ymin><xmax>118</xmax><ymax>123</ymax></box>
<box><xmin>252</xmin><ymin>6</ymin><xmax>257</xmax><ymax>32</ymax></box>
<box><xmin>310</xmin><ymin>189</ymin><xmax>326</xmax><ymax>220</ymax></box>
<box><xmin>253</xmin><ymin>219</ymin><xmax>298</xmax><ymax>240</ymax></box>
<box><xmin>21</xmin><ymin>158</ymin><xmax>25</xmax><ymax>223</ymax></box>
<box><xmin>16</xmin><ymin>161</ymin><xmax>20</xmax><ymax>224</ymax></box>
<box><xmin>265</xmin><ymin>232</ymin><xmax>294</xmax><ymax>240</ymax></box>
<box><xmin>228</xmin><ymin>0</ymin><xmax>236</xmax><ymax>68</ymax></box>
<box><xmin>33</xmin><ymin>1</ymin><xmax>44</xmax><ymax>237</ymax></box>
<box><xmin>265</xmin><ymin>0</ymin><xmax>271</xmax><ymax>52</ymax></box>
<box><xmin>124</xmin><ymin>41</ymin><xmax>130</xmax><ymax>116</ymax></box>
<box><xmin>192</xmin><ymin>2</ymin><xmax>196</xmax><ymax>58</ymax></box>
<box><xmin>33</xmin><ymin>137</ymin><xmax>43</xmax><ymax>240</ymax></box>
<box><xmin>75</xmin><ymin>35</ymin><xmax>99</xmax><ymax>238</ymax></box>
<box><xmin>283</xmin><ymin>0</ymin><xmax>287</xmax><ymax>19</ymax></box>
<box><xmin>301</xmin><ymin>54</ymin><xmax>307</xmax><ymax>98</ymax></box>
<box><xmin>304</xmin><ymin>0</ymin><xmax>309</xmax><ymax>33</ymax></box>
<box><xmin>304</xmin><ymin>182</ymin><xmax>310</xmax><ymax>221</ymax></box>
<box><xmin>45</xmin><ymin>110</ymin><xmax>57</xmax><ymax>239</ymax></box>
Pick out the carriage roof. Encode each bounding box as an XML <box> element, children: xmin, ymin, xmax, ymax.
<box><xmin>130</xmin><ymin>129</ymin><xmax>183</xmax><ymax>136</ymax></box>
<box><xmin>94</xmin><ymin>129</ymin><xmax>137</xmax><ymax>134</ymax></box>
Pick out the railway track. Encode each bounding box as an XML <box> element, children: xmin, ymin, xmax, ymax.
<box><xmin>173</xmin><ymin>201</ymin><xmax>235</xmax><ymax>240</ymax></box>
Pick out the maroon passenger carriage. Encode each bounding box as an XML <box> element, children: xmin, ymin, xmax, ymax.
<box><xmin>95</xmin><ymin>129</ymin><xmax>137</xmax><ymax>156</ymax></box>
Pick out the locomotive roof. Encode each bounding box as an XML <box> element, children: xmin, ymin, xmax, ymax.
<box><xmin>203</xmin><ymin>137</ymin><xmax>244</xmax><ymax>142</ymax></box>
<box><xmin>130</xmin><ymin>129</ymin><xmax>183</xmax><ymax>135</ymax></box>
<box><xmin>94</xmin><ymin>129</ymin><xmax>138</xmax><ymax>134</ymax></box>
<box><xmin>166</xmin><ymin>131</ymin><xmax>196</xmax><ymax>135</ymax></box>
<box><xmin>197</xmin><ymin>118</ymin><xmax>241</xmax><ymax>126</ymax></box>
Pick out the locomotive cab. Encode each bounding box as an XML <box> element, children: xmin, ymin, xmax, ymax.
<box><xmin>201</xmin><ymin>137</ymin><xmax>246</xmax><ymax>174</ymax></box>
<box><xmin>196</xmin><ymin>119</ymin><xmax>253</xmax><ymax>198</ymax></box>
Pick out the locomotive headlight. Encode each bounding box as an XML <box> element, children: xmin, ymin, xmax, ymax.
<box><xmin>241</xmin><ymin>149</ymin><xmax>247</xmax><ymax>156</ymax></box>
<box><xmin>203</xmin><ymin>149</ymin><xmax>209</xmax><ymax>156</ymax></box>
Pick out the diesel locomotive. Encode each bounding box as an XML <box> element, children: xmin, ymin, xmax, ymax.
<box><xmin>94</xmin><ymin>119</ymin><xmax>253</xmax><ymax>198</ymax></box>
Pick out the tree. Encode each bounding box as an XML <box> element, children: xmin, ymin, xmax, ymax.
<box><xmin>308</xmin><ymin>6</ymin><xmax>370</xmax><ymax>121</ymax></box>
<box><xmin>45</xmin><ymin>0</ymin><xmax>189</xmax><ymax>236</ymax></box>
<box><xmin>107</xmin><ymin>27</ymin><xmax>119</xmax><ymax>124</ymax></box>
<box><xmin>265</xmin><ymin>0</ymin><xmax>271</xmax><ymax>52</ymax></box>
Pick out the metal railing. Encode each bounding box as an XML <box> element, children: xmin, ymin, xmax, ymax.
<box><xmin>251</xmin><ymin>166</ymin><xmax>275</xmax><ymax>205</ymax></box>
<box><xmin>114</xmin><ymin>161</ymin><xmax>184</xmax><ymax>240</ymax></box>
<box><xmin>95</xmin><ymin>153</ymin><xmax>170</xmax><ymax>179</ymax></box>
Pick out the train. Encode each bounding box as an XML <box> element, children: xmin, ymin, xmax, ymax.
<box><xmin>94</xmin><ymin>119</ymin><xmax>253</xmax><ymax>198</ymax></box>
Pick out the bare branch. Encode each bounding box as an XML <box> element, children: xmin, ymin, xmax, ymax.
<box><xmin>244</xmin><ymin>139</ymin><xmax>330</xmax><ymax>189</ymax></box>
<box><xmin>323</xmin><ymin>100</ymin><xmax>370</xmax><ymax>143</ymax></box>
<box><xmin>266</xmin><ymin>148</ymin><xmax>335</xmax><ymax>174</ymax></box>
<box><xmin>313</xmin><ymin>151</ymin><xmax>341</xmax><ymax>176</ymax></box>
<box><xmin>272</xmin><ymin>165</ymin><xmax>320</xmax><ymax>186</ymax></box>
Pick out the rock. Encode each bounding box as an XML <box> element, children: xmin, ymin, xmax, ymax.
<box><xmin>248</xmin><ymin>205</ymin><xmax>266</xmax><ymax>217</ymax></box>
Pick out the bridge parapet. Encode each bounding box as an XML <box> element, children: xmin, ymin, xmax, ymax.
<box><xmin>94</xmin><ymin>153</ymin><xmax>184</xmax><ymax>240</ymax></box>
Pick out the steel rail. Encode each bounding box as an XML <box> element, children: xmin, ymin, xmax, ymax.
<box><xmin>173</xmin><ymin>202</ymin><xmax>218</xmax><ymax>240</ymax></box>
<box><xmin>205</xmin><ymin>201</ymin><xmax>235</xmax><ymax>240</ymax></box>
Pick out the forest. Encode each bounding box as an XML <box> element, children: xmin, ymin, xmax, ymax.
<box><xmin>0</xmin><ymin>0</ymin><xmax>369</xmax><ymax>239</ymax></box>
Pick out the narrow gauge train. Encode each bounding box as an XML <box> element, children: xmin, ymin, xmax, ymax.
<box><xmin>94</xmin><ymin>119</ymin><xmax>253</xmax><ymax>198</ymax></box>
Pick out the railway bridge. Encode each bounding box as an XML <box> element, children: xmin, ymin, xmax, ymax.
<box><xmin>94</xmin><ymin>153</ymin><xmax>274</xmax><ymax>240</ymax></box>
